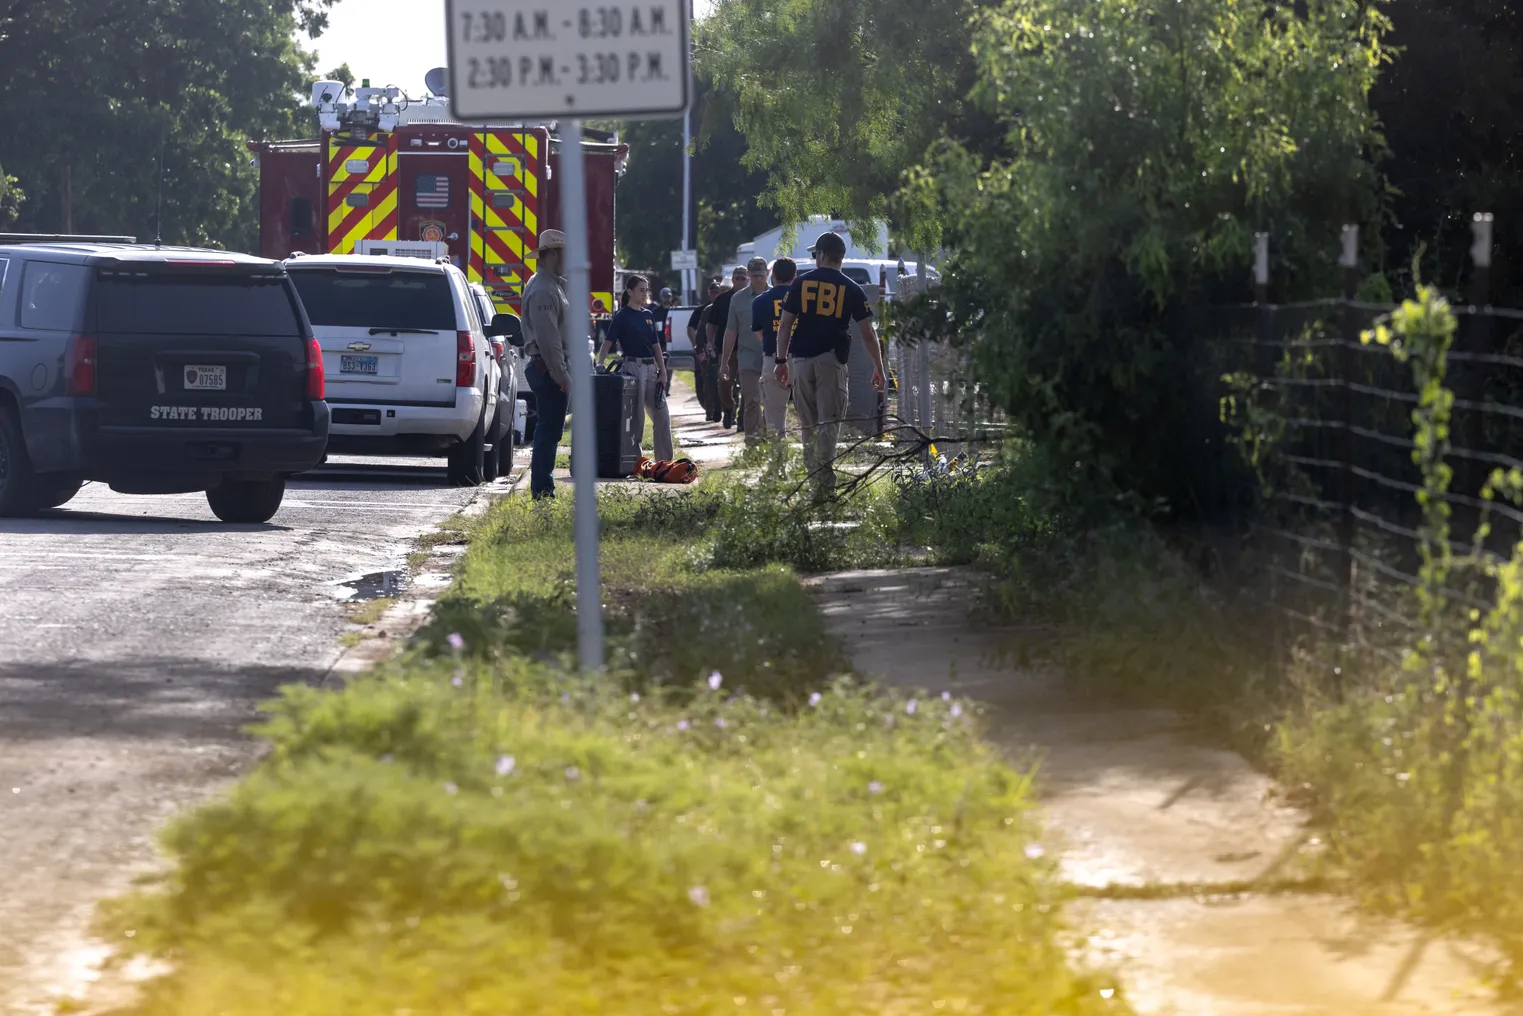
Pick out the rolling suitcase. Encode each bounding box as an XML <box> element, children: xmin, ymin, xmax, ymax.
<box><xmin>591</xmin><ymin>370</ymin><xmax>641</xmax><ymax>478</ymax></box>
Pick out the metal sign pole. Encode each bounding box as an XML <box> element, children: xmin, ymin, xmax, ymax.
<box><xmin>560</xmin><ymin>119</ymin><xmax>604</xmax><ymax>673</ymax></box>
<box><xmin>681</xmin><ymin>92</ymin><xmax>693</xmax><ymax>304</ymax></box>
<box><xmin>445</xmin><ymin>0</ymin><xmax>691</xmax><ymax>677</ymax></box>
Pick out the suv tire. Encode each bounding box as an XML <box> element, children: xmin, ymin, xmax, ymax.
<box><xmin>496</xmin><ymin>414</ymin><xmax>515</xmax><ymax>474</ymax></box>
<box><xmin>483</xmin><ymin>405</ymin><xmax>502</xmax><ymax>483</ymax></box>
<box><xmin>484</xmin><ymin>405</ymin><xmax>514</xmax><ymax>481</ymax></box>
<box><xmin>206</xmin><ymin>477</ymin><xmax>286</xmax><ymax>524</ymax></box>
<box><xmin>30</xmin><ymin>476</ymin><xmax>83</xmax><ymax>511</ymax></box>
<box><xmin>0</xmin><ymin>405</ymin><xmax>40</xmax><ymax>518</ymax></box>
<box><xmin>447</xmin><ymin>409</ymin><xmax>487</xmax><ymax>487</ymax></box>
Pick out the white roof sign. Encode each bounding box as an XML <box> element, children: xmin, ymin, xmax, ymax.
<box><xmin>445</xmin><ymin>2</ymin><xmax>691</xmax><ymax>121</ymax></box>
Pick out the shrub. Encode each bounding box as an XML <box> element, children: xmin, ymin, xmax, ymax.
<box><xmin>414</xmin><ymin>489</ymin><xmax>845</xmax><ymax>702</ymax></box>
<box><xmin>106</xmin><ymin>662</ymin><xmax>1122</xmax><ymax>1015</ymax></box>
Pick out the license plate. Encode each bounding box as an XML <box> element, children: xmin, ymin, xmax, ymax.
<box><xmin>341</xmin><ymin>354</ymin><xmax>379</xmax><ymax>375</ymax></box>
<box><xmin>183</xmin><ymin>365</ymin><xmax>226</xmax><ymax>391</ymax></box>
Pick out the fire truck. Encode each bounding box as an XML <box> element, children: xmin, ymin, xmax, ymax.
<box><xmin>249</xmin><ymin>70</ymin><xmax>626</xmax><ymax>317</ymax></box>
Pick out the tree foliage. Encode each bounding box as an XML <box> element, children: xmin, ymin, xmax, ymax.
<box><xmin>1373</xmin><ymin>0</ymin><xmax>1523</xmax><ymax>303</ymax></box>
<box><xmin>701</xmin><ymin>0</ymin><xmax>994</xmax><ymax>253</ymax></box>
<box><xmin>917</xmin><ymin>0</ymin><xmax>1387</xmax><ymax>515</ymax></box>
<box><xmin>0</xmin><ymin>0</ymin><xmax>335</xmax><ymax>249</ymax></box>
<box><xmin>0</xmin><ymin>158</ymin><xmax>20</xmax><ymax>230</ymax></box>
<box><xmin>611</xmin><ymin>74</ymin><xmax>775</xmax><ymax>285</ymax></box>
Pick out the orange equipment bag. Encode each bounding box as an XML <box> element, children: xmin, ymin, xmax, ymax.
<box><xmin>636</xmin><ymin>456</ymin><xmax>699</xmax><ymax>484</ymax></box>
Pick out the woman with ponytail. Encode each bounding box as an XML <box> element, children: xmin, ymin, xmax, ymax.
<box><xmin>596</xmin><ymin>274</ymin><xmax>674</xmax><ymax>462</ymax></box>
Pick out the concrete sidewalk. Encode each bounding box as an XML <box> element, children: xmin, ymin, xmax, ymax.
<box><xmin>810</xmin><ymin>567</ymin><xmax>1511</xmax><ymax>1016</ymax></box>
<box><xmin>514</xmin><ymin>374</ymin><xmax>743</xmax><ymax>497</ymax></box>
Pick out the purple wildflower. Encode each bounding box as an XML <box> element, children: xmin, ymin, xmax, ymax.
<box><xmin>495</xmin><ymin>755</ymin><xmax>516</xmax><ymax>777</ymax></box>
<box><xmin>446</xmin><ymin>632</ymin><xmax>465</xmax><ymax>651</ymax></box>
<box><xmin>708</xmin><ymin>671</ymin><xmax>723</xmax><ymax>691</ymax></box>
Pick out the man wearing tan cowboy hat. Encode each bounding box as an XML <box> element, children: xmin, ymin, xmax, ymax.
<box><xmin>522</xmin><ymin>229</ymin><xmax>572</xmax><ymax>499</ymax></box>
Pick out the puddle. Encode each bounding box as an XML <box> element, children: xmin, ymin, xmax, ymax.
<box><xmin>341</xmin><ymin>570</ymin><xmax>406</xmax><ymax>601</ymax></box>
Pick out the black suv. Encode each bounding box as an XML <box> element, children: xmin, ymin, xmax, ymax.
<box><xmin>0</xmin><ymin>239</ymin><xmax>330</xmax><ymax>522</ymax></box>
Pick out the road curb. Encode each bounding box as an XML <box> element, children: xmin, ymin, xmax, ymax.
<box><xmin>320</xmin><ymin>465</ymin><xmax>524</xmax><ymax>688</ymax></box>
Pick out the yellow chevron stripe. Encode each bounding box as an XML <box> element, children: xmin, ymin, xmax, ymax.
<box><xmin>372</xmin><ymin>187</ymin><xmax>398</xmax><ymax>240</ymax></box>
<box><xmin>335</xmin><ymin>216</ymin><xmax>371</xmax><ymax>255</ymax></box>
<box><xmin>482</xmin><ymin>133</ymin><xmax>540</xmax><ymax>200</ymax></box>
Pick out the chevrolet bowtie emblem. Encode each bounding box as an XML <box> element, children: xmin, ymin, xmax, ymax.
<box><xmin>346</xmin><ymin>342</ymin><xmax>372</xmax><ymax>352</ymax></box>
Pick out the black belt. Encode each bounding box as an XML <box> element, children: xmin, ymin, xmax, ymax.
<box><xmin>633</xmin><ymin>357</ymin><xmax>656</xmax><ymax>364</ymax></box>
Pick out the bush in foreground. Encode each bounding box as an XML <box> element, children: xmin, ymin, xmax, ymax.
<box><xmin>104</xmin><ymin>658</ymin><xmax>1121</xmax><ymax>1015</ymax></box>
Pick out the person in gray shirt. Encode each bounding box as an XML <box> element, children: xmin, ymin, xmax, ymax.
<box><xmin>521</xmin><ymin>229</ymin><xmax>571</xmax><ymax>499</ymax></box>
<box><xmin>720</xmin><ymin>256</ymin><xmax>773</xmax><ymax>445</ymax></box>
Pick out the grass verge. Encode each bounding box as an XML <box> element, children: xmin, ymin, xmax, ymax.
<box><xmin>101</xmin><ymin>481</ymin><xmax>1122</xmax><ymax>1014</ymax></box>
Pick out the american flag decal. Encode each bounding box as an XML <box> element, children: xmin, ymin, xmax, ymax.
<box><xmin>415</xmin><ymin>174</ymin><xmax>450</xmax><ymax>209</ymax></box>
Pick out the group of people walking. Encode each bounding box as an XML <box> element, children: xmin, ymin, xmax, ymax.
<box><xmin>520</xmin><ymin>229</ymin><xmax>885</xmax><ymax>499</ymax></box>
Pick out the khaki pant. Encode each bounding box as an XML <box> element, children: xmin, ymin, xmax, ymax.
<box><xmin>760</xmin><ymin>365</ymin><xmax>789</xmax><ymax>439</ymax></box>
<box><xmin>626</xmin><ymin>360</ymin><xmax>674</xmax><ymax>462</ymax></box>
<box><xmin>738</xmin><ymin>370</ymin><xmax>763</xmax><ymax>444</ymax></box>
<box><xmin>789</xmin><ymin>353</ymin><xmax>848</xmax><ymax>495</ymax></box>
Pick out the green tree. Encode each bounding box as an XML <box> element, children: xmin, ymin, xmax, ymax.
<box><xmin>0</xmin><ymin>0</ymin><xmax>335</xmax><ymax>249</ymax></box>
<box><xmin>611</xmin><ymin>73</ymin><xmax>775</xmax><ymax>287</ymax></box>
<box><xmin>1373</xmin><ymin>0</ymin><xmax>1523</xmax><ymax>303</ymax></box>
<box><xmin>701</xmin><ymin>0</ymin><xmax>997</xmax><ymax>253</ymax></box>
<box><xmin>0</xmin><ymin>158</ymin><xmax>20</xmax><ymax>229</ymax></box>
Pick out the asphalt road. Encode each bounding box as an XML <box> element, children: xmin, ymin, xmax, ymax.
<box><xmin>0</xmin><ymin>455</ymin><xmax>496</xmax><ymax>1015</ymax></box>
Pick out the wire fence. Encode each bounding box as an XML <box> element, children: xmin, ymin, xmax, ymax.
<box><xmin>1202</xmin><ymin>215</ymin><xmax>1523</xmax><ymax>682</ymax></box>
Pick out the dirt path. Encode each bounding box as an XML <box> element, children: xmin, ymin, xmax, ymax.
<box><xmin>810</xmin><ymin>567</ymin><xmax>1515</xmax><ymax>1015</ymax></box>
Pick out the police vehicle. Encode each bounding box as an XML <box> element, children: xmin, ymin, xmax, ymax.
<box><xmin>0</xmin><ymin>236</ymin><xmax>329</xmax><ymax>522</ymax></box>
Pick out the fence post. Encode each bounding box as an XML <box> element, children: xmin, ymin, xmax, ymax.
<box><xmin>1459</xmin><ymin>213</ymin><xmax>1494</xmax><ymax>501</ymax></box>
<box><xmin>917</xmin><ymin>250</ymin><xmax>934</xmax><ymax>462</ymax></box>
<box><xmin>1337</xmin><ymin>225</ymin><xmax>1361</xmax><ymax>655</ymax></box>
<box><xmin>1254</xmin><ymin>233</ymin><xmax>1274</xmax><ymax>380</ymax></box>
<box><xmin>878</xmin><ymin>266</ymin><xmax>889</xmax><ymax>437</ymax></box>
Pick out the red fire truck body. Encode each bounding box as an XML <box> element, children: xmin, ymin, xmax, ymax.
<box><xmin>250</xmin><ymin>84</ymin><xmax>624</xmax><ymax>317</ymax></box>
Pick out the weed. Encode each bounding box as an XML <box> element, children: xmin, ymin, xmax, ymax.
<box><xmin>344</xmin><ymin>597</ymin><xmax>396</xmax><ymax>627</ymax></box>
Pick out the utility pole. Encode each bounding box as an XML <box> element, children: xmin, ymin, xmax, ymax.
<box><xmin>680</xmin><ymin>17</ymin><xmax>694</xmax><ymax>304</ymax></box>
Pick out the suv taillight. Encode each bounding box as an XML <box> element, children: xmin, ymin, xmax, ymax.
<box><xmin>456</xmin><ymin>331</ymin><xmax>476</xmax><ymax>388</ymax></box>
<box><xmin>306</xmin><ymin>338</ymin><xmax>325</xmax><ymax>400</ymax></box>
<box><xmin>66</xmin><ymin>336</ymin><xmax>97</xmax><ymax>396</ymax></box>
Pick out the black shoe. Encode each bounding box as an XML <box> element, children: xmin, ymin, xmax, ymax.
<box><xmin>722</xmin><ymin>412</ymin><xmax>734</xmax><ymax>429</ymax></box>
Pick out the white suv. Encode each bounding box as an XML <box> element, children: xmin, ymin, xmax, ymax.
<box><xmin>285</xmin><ymin>254</ymin><xmax>509</xmax><ymax>485</ymax></box>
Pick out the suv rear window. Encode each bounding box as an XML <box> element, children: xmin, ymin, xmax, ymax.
<box><xmin>94</xmin><ymin>272</ymin><xmax>302</xmax><ymax>335</ymax></box>
<box><xmin>19</xmin><ymin>262</ymin><xmax>90</xmax><ymax>331</ymax></box>
<box><xmin>289</xmin><ymin>269</ymin><xmax>455</xmax><ymax>331</ymax></box>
